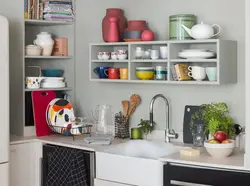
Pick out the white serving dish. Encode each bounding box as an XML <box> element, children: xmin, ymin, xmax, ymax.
<box><xmin>42</xmin><ymin>77</ymin><xmax>65</xmax><ymax>83</ymax></box>
<box><xmin>40</xmin><ymin>82</ymin><xmax>66</xmax><ymax>88</ymax></box>
<box><xmin>25</xmin><ymin>45</ymin><xmax>42</xmax><ymax>56</ymax></box>
<box><xmin>204</xmin><ymin>141</ymin><xmax>235</xmax><ymax>158</ymax></box>
<box><xmin>178</xmin><ymin>49</ymin><xmax>215</xmax><ymax>59</ymax></box>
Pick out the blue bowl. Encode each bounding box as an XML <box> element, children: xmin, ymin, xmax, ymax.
<box><xmin>42</xmin><ymin>69</ymin><xmax>64</xmax><ymax>77</ymax></box>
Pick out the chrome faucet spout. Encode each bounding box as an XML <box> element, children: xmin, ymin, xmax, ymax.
<box><xmin>149</xmin><ymin>94</ymin><xmax>178</xmax><ymax>143</ymax></box>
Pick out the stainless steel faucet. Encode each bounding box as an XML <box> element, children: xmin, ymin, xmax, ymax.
<box><xmin>149</xmin><ymin>94</ymin><xmax>178</xmax><ymax>143</ymax></box>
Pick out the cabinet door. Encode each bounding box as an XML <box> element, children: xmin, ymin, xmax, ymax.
<box><xmin>10</xmin><ymin>142</ymin><xmax>42</xmax><ymax>186</ymax></box>
<box><xmin>94</xmin><ymin>179</ymin><xmax>135</xmax><ymax>186</ymax></box>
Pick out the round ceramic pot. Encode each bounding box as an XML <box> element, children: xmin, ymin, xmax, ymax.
<box><xmin>169</xmin><ymin>14</ymin><xmax>196</xmax><ymax>40</ymax></box>
<box><xmin>34</xmin><ymin>32</ymin><xmax>54</xmax><ymax>56</ymax></box>
<box><xmin>127</xmin><ymin>20</ymin><xmax>147</xmax><ymax>31</ymax></box>
<box><xmin>102</xmin><ymin>8</ymin><xmax>127</xmax><ymax>42</ymax></box>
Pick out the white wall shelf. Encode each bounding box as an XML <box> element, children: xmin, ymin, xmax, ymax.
<box><xmin>25</xmin><ymin>19</ymin><xmax>73</xmax><ymax>26</ymax></box>
<box><xmin>90</xmin><ymin>39</ymin><xmax>237</xmax><ymax>85</ymax></box>
<box><xmin>25</xmin><ymin>56</ymin><xmax>73</xmax><ymax>59</ymax></box>
<box><xmin>24</xmin><ymin>87</ymin><xmax>72</xmax><ymax>92</ymax></box>
<box><xmin>92</xmin><ymin>59</ymin><xmax>128</xmax><ymax>63</ymax></box>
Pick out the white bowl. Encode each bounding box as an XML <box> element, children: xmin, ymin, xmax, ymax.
<box><xmin>118</xmin><ymin>54</ymin><xmax>127</xmax><ymax>60</ymax></box>
<box><xmin>204</xmin><ymin>141</ymin><xmax>235</xmax><ymax>158</ymax></box>
<box><xmin>25</xmin><ymin>45</ymin><xmax>42</xmax><ymax>56</ymax></box>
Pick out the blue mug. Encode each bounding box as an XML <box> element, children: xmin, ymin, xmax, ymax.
<box><xmin>93</xmin><ymin>66</ymin><xmax>109</xmax><ymax>79</ymax></box>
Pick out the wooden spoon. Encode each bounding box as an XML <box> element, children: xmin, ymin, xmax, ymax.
<box><xmin>128</xmin><ymin>94</ymin><xmax>141</xmax><ymax>116</ymax></box>
<box><xmin>122</xmin><ymin>100</ymin><xmax>129</xmax><ymax>116</ymax></box>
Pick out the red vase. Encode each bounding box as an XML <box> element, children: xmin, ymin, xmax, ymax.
<box><xmin>141</xmin><ymin>30</ymin><xmax>155</xmax><ymax>41</ymax></box>
<box><xmin>108</xmin><ymin>17</ymin><xmax>119</xmax><ymax>42</ymax></box>
<box><xmin>102</xmin><ymin>8</ymin><xmax>127</xmax><ymax>42</ymax></box>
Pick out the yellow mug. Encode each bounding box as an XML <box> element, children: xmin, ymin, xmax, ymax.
<box><xmin>120</xmin><ymin>68</ymin><xmax>128</xmax><ymax>80</ymax></box>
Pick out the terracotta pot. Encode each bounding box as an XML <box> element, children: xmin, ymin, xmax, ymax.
<box><xmin>102</xmin><ymin>8</ymin><xmax>127</xmax><ymax>42</ymax></box>
<box><xmin>127</xmin><ymin>20</ymin><xmax>147</xmax><ymax>31</ymax></box>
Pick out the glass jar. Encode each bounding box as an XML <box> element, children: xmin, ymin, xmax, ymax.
<box><xmin>193</xmin><ymin>124</ymin><xmax>205</xmax><ymax>147</ymax></box>
<box><xmin>169</xmin><ymin>14</ymin><xmax>196</xmax><ymax>40</ymax></box>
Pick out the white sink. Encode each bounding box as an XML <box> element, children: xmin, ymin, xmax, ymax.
<box><xmin>96</xmin><ymin>140</ymin><xmax>182</xmax><ymax>186</ymax></box>
<box><xmin>103</xmin><ymin>140</ymin><xmax>181</xmax><ymax>159</ymax></box>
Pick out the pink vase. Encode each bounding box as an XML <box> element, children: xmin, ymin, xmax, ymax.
<box><xmin>102</xmin><ymin>8</ymin><xmax>127</xmax><ymax>42</ymax></box>
<box><xmin>108</xmin><ymin>17</ymin><xmax>119</xmax><ymax>42</ymax></box>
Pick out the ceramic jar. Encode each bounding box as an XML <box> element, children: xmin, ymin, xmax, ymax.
<box><xmin>169</xmin><ymin>14</ymin><xmax>196</xmax><ymax>40</ymax></box>
<box><xmin>34</xmin><ymin>32</ymin><xmax>54</xmax><ymax>56</ymax></box>
<box><xmin>126</xmin><ymin>20</ymin><xmax>147</xmax><ymax>31</ymax></box>
<box><xmin>108</xmin><ymin>17</ymin><xmax>119</xmax><ymax>42</ymax></box>
<box><xmin>102</xmin><ymin>8</ymin><xmax>127</xmax><ymax>42</ymax></box>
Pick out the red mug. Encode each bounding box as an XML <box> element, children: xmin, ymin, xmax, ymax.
<box><xmin>105</xmin><ymin>68</ymin><xmax>120</xmax><ymax>79</ymax></box>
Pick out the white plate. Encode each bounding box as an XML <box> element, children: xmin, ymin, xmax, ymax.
<box><xmin>42</xmin><ymin>77</ymin><xmax>65</xmax><ymax>82</ymax></box>
<box><xmin>178</xmin><ymin>50</ymin><xmax>215</xmax><ymax>59</ymax></box>
<box><xmin>41</xmin><ymin>82</ymin><xmax>66</xmax><ymax>88</ymax></box>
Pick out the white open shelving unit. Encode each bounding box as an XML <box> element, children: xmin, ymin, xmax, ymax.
<box><xmin>89</xmin><ymin>39</ymin><xmax>237</xmax><ymax>85</ymax></box>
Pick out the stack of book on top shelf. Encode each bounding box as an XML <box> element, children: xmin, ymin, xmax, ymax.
<box><xmin>43</xmin><ymin>0</ymin><xmax>74</xmax><ymax>21</ymax></box>
<box><xmin>24</xmin><ymin>0</ymin><xmax>74</xmax><ymax>21</ymax></box>
<box><xmin>171</xmin><ymin>64</ymin><xmax>192</xmax><ymax>81</ymax></box>
<box><xmin>24</xmin><ymin>0</ymin><xmax>45</xmax><ymax>20</ymax></box>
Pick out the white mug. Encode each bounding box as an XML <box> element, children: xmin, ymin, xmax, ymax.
<box><xmin>150</xmin><ymin>50</ymin><xmax>159</xmax><ymax>60</ymax></box>
<box><xmin>160</xmin><ymin>46</ymin><xmax>168</xmax><ymax>59</ymax></box>
<box><xmin>188</xmin><ymin>66</ymin><xmax>206</xmax><ymax>81</ymax></box>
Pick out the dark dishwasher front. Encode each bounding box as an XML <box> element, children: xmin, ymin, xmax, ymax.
<box><xmin>164</xmin><ymin>163</ymin><xmax>250</xmax><ymax>186</ymax></box>
<box><xmin>42</xmin><ymin>144</ymin><xmax>95</xmax><ymax>186</ymax></box>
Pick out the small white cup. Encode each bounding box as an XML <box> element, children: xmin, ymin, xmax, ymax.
<box><xmin>111</xmin><ymin>52</ymin><xmax>118</xmax><ymax>60</ymax></box>
<box><xmin>150</xmin><ymin>50</ymin><xmax>159</xmax><ymax>60</ymax></box>
<box><xmin>102</xmin><ymin>52</ymin><xmax>110</xmax><ymax>60</ymax></box>
<box><xmin>160</xmin><ymin>46</ymin><xmax>168</xmax><ymax>59</ymax></box>
<box><xmin>188</xmin><ymin>66</ymin><xmax>206</xmax><ymax>81</ymax></box>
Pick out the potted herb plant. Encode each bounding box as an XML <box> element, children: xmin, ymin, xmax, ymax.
<box><xmin>137</xmin><ymin>119</ymin><xmax>156</xmax><ymax>139</ymax></box>
<box><xmin>190</xmin><ymin>102</ymin><xmax>235</xmax><ymax>139</ymax></box>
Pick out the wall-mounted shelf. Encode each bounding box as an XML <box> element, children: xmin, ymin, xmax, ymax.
<box><xmin>25</xmin><ymin>19</ymin><xmax>73</xmax><ymax>26</ymax></box>
<box><xmin>90</xmin><ymin>39</ymin><xmax>237</xmax><ymax>85</ymax></box>
<box><xmin>25</xmin><ymin>56</ymin><xmax>73</xmax><ymax>59</ymax></box>
<box><xmin>24</xmin><ymin>87</ymin><xmax>72</xmax><ymax>92</ymax></box>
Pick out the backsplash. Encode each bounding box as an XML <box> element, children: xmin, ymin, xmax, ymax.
<box><xmin>75</xmin><ymin>0</ymin><xmax>245</xmax><ymax>131</ymax></box>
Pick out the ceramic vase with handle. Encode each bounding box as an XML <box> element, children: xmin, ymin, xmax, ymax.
<box><xmin>34</xmin><ymin>32</ymin><xmax>54</xmax><ymax>56</ymax></box>
<box><xmin>102</xmin><ymin>8</ymin><xmax>127</xmax><ymax>42</ymax></box>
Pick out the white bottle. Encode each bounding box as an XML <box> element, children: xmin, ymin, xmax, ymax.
<box><xmin>34</xmin><ymin>32</ymin><xmax>54</xmax><ymax>56</ymax></box>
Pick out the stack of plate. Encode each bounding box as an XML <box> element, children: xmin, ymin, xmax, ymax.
<box><xmin>178</xmin><ymin>49</ymin><xmax>216</xmax><ymax>59</ymax></box>
<box><xmin>41</xmin><ymin>77</ymin><xmax>66</xmax><ymax>88</ymax></box>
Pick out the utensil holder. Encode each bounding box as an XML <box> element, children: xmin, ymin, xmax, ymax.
<box><xmin>115</xmin><ymin>113</ymin><xmax>129</xmax><ymax>139</ymax></box>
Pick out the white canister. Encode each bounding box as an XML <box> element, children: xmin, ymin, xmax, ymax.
<box><xmin>155</xmin><ymin>66</ymin><xmax>167</xmax><ymax>80</ymax></box>
<box><xmin>34</xmin><ymin>32</ymin><xmax>54</xmax><ymax>56</ymax></box>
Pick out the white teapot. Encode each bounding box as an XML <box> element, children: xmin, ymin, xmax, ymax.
<box><xmin>181</xmin><ymin>21</ymin><xmax>221</xmax><ymax>40</ymax></box>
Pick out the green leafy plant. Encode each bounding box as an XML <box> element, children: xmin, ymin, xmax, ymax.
<box><xmin>190</xmin><ymin>102</ymin><xmax>235</xmax><ymax>138</ymax></box>
<box><xmin>137</xmin><ymin>119</ymin><xmax>156</xmax><ymax>138</ymax></box>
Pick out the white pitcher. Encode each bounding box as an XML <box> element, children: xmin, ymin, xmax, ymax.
<box><xmin>34</xmin><ymin>32</ymin><xmax>54</xmax><ymax>56</ymax></box>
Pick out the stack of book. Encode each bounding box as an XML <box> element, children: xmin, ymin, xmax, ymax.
<box><xmin>171</xmin><ymin>64</ymin><xmax>191</xmax><ymax>81</ymax></box>
<box><xmin>43</xmin><ymin>0</ymin><xmax>74</xmax><ymax>21</ymax></box>
<box><xmin>24</xmin><ymin>0</ymin><xmax>45</xmax><ymax>20</ymax></box>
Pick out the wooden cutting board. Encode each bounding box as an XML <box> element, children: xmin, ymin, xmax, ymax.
<box><xmin>32</xmin><ymin>91</ymin><xmax>56</xmax><ymax>136</ymax></box>
<box><xmin>183</xmin><ymin>105</ymin><xmax>204</xmax><ymax>144</ymax></box>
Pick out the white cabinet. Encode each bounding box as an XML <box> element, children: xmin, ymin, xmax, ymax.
<box><xmin>94</xmin><ymin>179</ymin><xmax>135</xmax><ymax>186</ymax></box>
<box><xmin>10</xmin><ymin>142</ymin><xmax>42</xmax><ymax>186</ymax></box>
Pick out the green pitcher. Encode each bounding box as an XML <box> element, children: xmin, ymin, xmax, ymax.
<box><xmin>169</xmin><ymin>14</ymin><xmax>196</xmax><ymax>40</ymax></box>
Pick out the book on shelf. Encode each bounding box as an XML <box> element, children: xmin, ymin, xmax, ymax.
<box><xmin>25</xmin><ymin>0</ymin><xmax>44</xmax><ymax>20</ymax></box>
<box><xmin>173</xmin><ymin>64</ymin><xmax>191</xmax><ymax>81</ymax></box>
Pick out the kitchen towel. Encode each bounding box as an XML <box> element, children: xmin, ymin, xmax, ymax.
<box><xmin>45</xmin><ymin>146</ymin><xmax>88</xmax><ymax>186</ymax></box>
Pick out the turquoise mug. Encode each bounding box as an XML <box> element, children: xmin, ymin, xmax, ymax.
<box><xmin>206</xmin><ymin>67</ymin><xmax>217</xmax><ymax>81</ymax></box>
<box><xmin>93</xmin><ymin>66</ymin><xmax>109</xmax><ymax>79</ymax></box>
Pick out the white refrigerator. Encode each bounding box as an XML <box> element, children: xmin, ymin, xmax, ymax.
<box><xmin>0</xmin><ymin>15</ymin><xmax>10</xmax><ymax>186</ymax></box>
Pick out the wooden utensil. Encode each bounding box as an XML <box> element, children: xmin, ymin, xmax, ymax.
<box><xmin>128</xmin><ymin>94</ymin><xmax>141</xmax><ymax>116</ymax></box>
<box><xmin>122</xmin><ymin>100</ymin><xmax>129</xmax><ymax>116</ymax></box>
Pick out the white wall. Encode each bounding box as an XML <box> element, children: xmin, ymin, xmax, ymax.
<box><xmin>75</xmin><ymin>0</ymin><xmax>245</xmax><ymax>132</ymax></box>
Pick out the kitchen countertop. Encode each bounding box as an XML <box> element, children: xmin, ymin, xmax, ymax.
<box><xmin>159</xmin><ymin>149</ymin><xmax>246</xmax><ymax>171</ymax></box>
<box><xmin>11</xmin><ymin>135</ymin><xmax>247</xmax><ymax>171</ymax></box>
<box><xmin>10</xmin><ymin>134</ymin><xmax>127</xmax><ymax>152</ymax></box>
